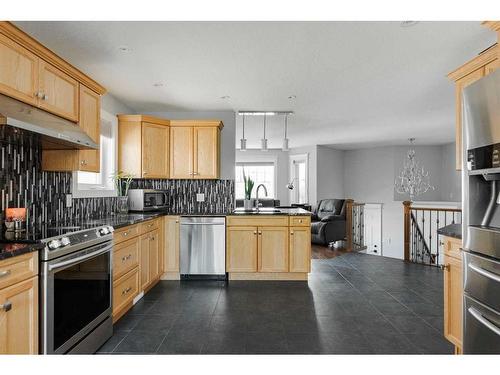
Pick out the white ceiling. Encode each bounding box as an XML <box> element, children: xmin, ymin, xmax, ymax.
<box><xmin>15</xmin><ymin>21</ymin><xmax>496</xmax><ymax>150</ymax></box>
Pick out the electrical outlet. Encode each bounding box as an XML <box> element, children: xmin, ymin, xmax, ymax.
<box><xmin>66</xmin><ymin>194</ymin><xmax>72</xmax><ymax>208</ymax></box>
<box><xmin>196</xmin><ymin>193</ymin><xmax>205</xmax><ymax>202</ymax></box>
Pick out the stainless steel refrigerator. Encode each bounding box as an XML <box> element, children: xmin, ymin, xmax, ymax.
<box><xmin>462</xmin><ymin>68</ymin><xmax>500</xmax><ymax>353</ymax></box>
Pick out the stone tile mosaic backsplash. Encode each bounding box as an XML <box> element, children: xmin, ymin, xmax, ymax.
<box><xmin>1</xmin><ymin>133</ymin><xmax>234</xmax><ymax>226</ymax></box>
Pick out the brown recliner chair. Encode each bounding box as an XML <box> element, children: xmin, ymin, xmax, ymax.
<box><xmin>310</xmin><ymin>199</ymin><xmax>347</xmax><ymax>246</ymax></box>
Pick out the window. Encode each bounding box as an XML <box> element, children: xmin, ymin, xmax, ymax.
<box><xmin>72</xmin><ymin>111</ymin><xmax>117</xmax><ymax>198</ymax></box>
<box><xmin>289</xmin><ymin>154</ymin><xmax>309</xmax><ymax>204</ymax></box>
<box><xmin>235</xmin><ymin>162</ymin><xmax>275</xmax><ymax>199</ymax></box>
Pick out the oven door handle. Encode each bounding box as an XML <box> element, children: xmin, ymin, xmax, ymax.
<box><xmin>48</xmin><ymin>243</ymin><xmax>112</xmax><ymax>272</ymax></box>
<box><xmin>468</xmin><ymin>263</ymin><xmax>500</xmax><ymax>283</ymax></box>
<box><xmin>468</xmin><ymin>307</ymin><xmax>500</xmax><ymax>337</ymax></box>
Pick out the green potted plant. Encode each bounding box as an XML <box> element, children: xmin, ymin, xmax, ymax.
<box><xmin>242</xmin><ymin>169</ymin><xmax>254</xmax><ymax>211</ymax></box>
<box><xmin>112</xmin><ymin>171</ymin><xmax>134</xmax><ymax>214</ymax></box>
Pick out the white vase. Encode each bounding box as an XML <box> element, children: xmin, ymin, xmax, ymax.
<box><xmin>243</xmin><ymin>199</ymin><xmax>253</xmax><ymax>211</ymax></box>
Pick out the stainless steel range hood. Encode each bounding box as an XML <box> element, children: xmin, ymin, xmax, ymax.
<box><xmin>0</xmin><ymin>93</ymin><xmax>98</xmax><ymax>150</ymax></box>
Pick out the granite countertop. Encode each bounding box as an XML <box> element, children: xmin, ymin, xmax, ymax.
<box><xmin>437</xmin><ymin>223</ymin><xmax>462</xmax><ymax>240</ymax></box>
<box><xmin>0</xmin><ymin>208</ymin><xmax>312</xmax><ymax>260</ymax></box>
<box><xmin>0</xmin><ymin>241</ymin><xmax>45</xmax><ymax>261</ymax></box>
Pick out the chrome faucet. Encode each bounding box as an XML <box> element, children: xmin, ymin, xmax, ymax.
<box><xmin>255</xmin><ymin>184</ymin><xmax>268</xmax><ymax>212</ymax></box>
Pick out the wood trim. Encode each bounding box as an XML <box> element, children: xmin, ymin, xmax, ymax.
<box><xmin>0</xmin><ymin>21</ymin><xmax>106</xmax><ymax>95</ymax></box>
<box><xmin>117</xmin><ymin>114</ymin><xmax>170</xmax><ymax>127</ymax></box>
<box><xmin>160</xmin><ymin>272</ymin><xmax>180</xmax><ymax>280</ymax></box>
<box><xmin>170</xmin><ymin>119</ymin><xmax>224</xmax><ymax>129</ymax></box>
<box><xmin>226</xmin><ymin>215</ymin><xmax>289</xmax><ymax>227</ymax></box>
<box><xmin>228</xmin><ymin>272</ymin><xmax>308</xmax><ymax>281</ymax></box>
<box><xmin>345</xmin><ymin>199</ymin><xmax>354</xmax><ymax>251</ymax></box>
<box><xmin>482</xmin><ymin>21</ymin><xmax>500</xmax><ymax>32</ymax></box>
<box><xmin>403</xmin><ymin>200</ymin><xmax>411</xmax><ymax>261</ymax></box>
<box><xmin>447</xmin><ymin>44</ymin><xmax>498</xmax><ymax>81</ymax></box>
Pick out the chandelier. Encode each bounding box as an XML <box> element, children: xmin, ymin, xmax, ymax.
<box><xmin>395</xmin><ymin>138</ymin><xmax>434</xmax><ymax>201</ymax></box>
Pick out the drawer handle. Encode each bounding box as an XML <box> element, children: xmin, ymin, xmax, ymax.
<box><xmin>122</xmin><ymin>254</ymin><xmax>132</xmax><ymax>262</ymax></box>
<box><xmin>122</xmin><ymin>287</ymin><xmax>132</xmax><ymax>295</ymax></box>
<box><xmin>468</xmin><ymin>263</ymin><xmax>500</xmax><ymax>283</ymax></box>
<box><xmin>0</xmin><ymin>270</ymin><xmax>11</xmax><ymax>278</ymax></box>
<box><xmin>0</xmin><ymin>301</ymin><xmax>12</xmax><ymax>312</ymax></box>
<box><xmin>468</xmin><ymin>307</ymin><xmax>500</xmax><ymax>337</ymax></box>
<box><xmin>123</xmin><ymin>232</ymin><xmax>128</xmax><ymax>236</ymax></box>
<box><xmin>440</xmin><ymin>264</ymin><xmax>449</xmax><ymax>271</ymax></box>
<box><xmin>299</xmin><ymin>219</ymin><xmax>303</xmax><ymax>223</ymax></box>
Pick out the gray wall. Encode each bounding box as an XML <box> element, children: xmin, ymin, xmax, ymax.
<box><xmin>101</xmin><ymin>93</ymin><xmax>134</xmax><ymax>115</ymax></box>
<box><xmin>344</xmin><ymin>143</ymin><xmax>461</xmax><ymax>259</ymax></box>
<box><xmin>235</xmin><ymin>149</ymin><xmax>290</xmax><ymax>205</ymax></box>
<box><xmin>146</xmin><ymin>111</ymin><xmax>236</xmax><ymax>180</ymax></box>
<box><xmin>317</xmin><ymin>146</ymin><xmax>345</xmax><ymax>202</ymax></box>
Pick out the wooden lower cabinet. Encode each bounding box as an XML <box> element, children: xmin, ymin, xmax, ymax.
<box><xmin>226</xmin><ymin>226</ymin><xmax>258</xmax><ymax>272</ymax></box>
<box><xmin>258</xmin><ymin>227</ymin><xmax>289</xmax><ymax>272</ymax></box>
<box><xmin>226</xmin><ymin>217</ymin><xmax>312</xmax><ymax>280</ymax></box>
<box><xmin>149</xmin><ymin>229</ymin><xmax>160</xmax><ymax>282</ymax></box>
<box><xmin>112</xmin><ymin>267</ymin><xmax>139</xmax><ymax>321</ymax></box>
<box><xmin>113</xmin><ymin>237</ymin><xmax>140</xmax><ymax>280</ymax></box>
<box><xmin>289</xmin><ymin>226</ymin><xmax>312</xmax><ymax>273</ymax></box>
<box><xmin>0</xmin><ymin>253</ymin><xmax>38</xmax><ymax>354</ymax></box>
<box><xmin>139</xmin><ymin>233</ymin><xmax>151</xmax><ymax>290</ymax></box>
<box><xmin>443</xmin><ymin>252</ymin><xmax>463</xmax><ymax>351</ymax></box>
<box><xmin>163</xmin><ymin>216</ymin><xmax>180</xmax><ymax>278</ymax></box>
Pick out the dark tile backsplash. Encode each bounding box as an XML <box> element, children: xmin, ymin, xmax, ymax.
<box><xmin>0</xmin><ymin>133</ymin><xmax>234</xmax><ymax>226</ymax></box>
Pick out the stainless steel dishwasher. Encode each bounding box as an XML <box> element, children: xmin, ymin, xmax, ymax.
<box><xmin>180</xmin><ymin>216</ymin><xmax>226</xmax><ymax>279</ymax></box>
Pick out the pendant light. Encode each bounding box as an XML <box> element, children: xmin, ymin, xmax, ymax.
<box><xmin>261</xmin><ymin>114</ymin><xmax>268</xmax><ymax>151</ymax></box>
<box><xmin>282</xmin><ymin>114</ymin><xmax>290</xmax><ymax>151</ymax></box>
<box><xmin>240</xmin><ymin>115</ymin><xmax>247</xmax><ymax>151</ymax></box>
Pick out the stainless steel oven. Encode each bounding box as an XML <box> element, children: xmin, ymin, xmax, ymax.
<box><xmin>40</xmin><ymin>226</ymin><xmax>114</xmax><ymax>354</ymax></box>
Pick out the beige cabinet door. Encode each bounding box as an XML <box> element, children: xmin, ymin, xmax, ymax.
<box><xmin>289</xmin><ymin>227</ymin><xmax>311</xmax><ymax>272</ymax></box>
<box><xmin>78</xmin><ymin>85</ymin><xmax>101</xmax><ymax>172</ymax></box>
<box><xmin>142</xmin><ymin>122</ymin><xmax>169</xmax><ymax>178</ymax></box>
<box><xmin>227</xmin><ymin>227</ymin><xmax>258</xmax><ymax>272</ymax></box>
<box><xmin>149</xmin><ymin>229</ymin><xmax>160</xmax><ymax>281</ymax></box>
<box><xmin>38</xmin><ymin>60</ymin><xmax>79</xmax><ymax>121</ymax></box>
<box><xmin>0</xmin><ymin>33</ymin><xmax>39</xmax><ymax>106</ymax></box>
<box><xmin>443</xmin><ymin>254</ymin><xmax>463</xmax><ymax>349</ymax></box>
<box><xmin>258</xmin><ymin>227</ymin><xmax>289</xmax><ymax>272</ymax></box>
<box><xmin>139</xmin><ymin>233</ymin><xmax>151</xmax><ymax>290</ymax></box>
<box><xmin>194</xmin><ymin>127</ymin><xmax>219</xmax><ymax>179</ymax></box>
<box><xmin>455</xmin><ymin>68</ymin><xmax>484</xmax><ymax>170</ymax></box>
<box><xmin>164</xmin><ymin>216</ymin><xmax>180</xmax><ymax>273</ymax></box>
<box><xmin>0</xmin><ymin>276</ymin><xmax>38</xmax><ymax>354</ymax></box>
<box><xmin>170</xmin><ymin>126</ymin><xmax>193</xmax><ymax>179</ymax></box>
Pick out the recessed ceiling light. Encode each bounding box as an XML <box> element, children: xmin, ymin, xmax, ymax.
<box><xmin>400</xmin><ymin>21</ymin><xmax>419</xmax><ymax>28</ymax></box>
<box><xmin>220</xmin><ymin>95</ymin><xmax>231</xmax><ymax>99</ymax></box>
<box><xmin>153</xmin><ymin>83</ymin><xmax>164</xmax><ymax>87</ymax></box>
<box><xmin>288</xmin><ymin>95</ymin><xmax>297</xmax><ymax>100</ymax></box>
<box><xmin>118</xmin><ymin>46</ymin><xmax>132</xmax><ymax>52</ymax></box>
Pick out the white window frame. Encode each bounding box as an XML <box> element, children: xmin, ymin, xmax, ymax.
<box><xmin>71</xmin><ymin>109</ymin><xmax>118</xmax><ymax>198</ymax></box>
<box><xmin>289</xmin><ymin>153</ymin><xmax>309</xmax><ymax>204</ymax></box>
<box><xmin>235</xmin><ymin>157</ymin><xmax>278</xmax><ymax>200</ymax></box>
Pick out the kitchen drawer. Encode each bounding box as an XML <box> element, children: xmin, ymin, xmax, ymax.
<box><xmin>0</xmin><ymin>252</ymin><xmax>38</xmax><ymax>290</ymax></box>
<box><xmin>140</xmin><ymin>218</ymin><xmax>159</xmax><ymax>234</ymax></box>
<box><xmin>443</xmin><ymin>236</ymin><xmax>462</xmax><ymax>260</ymax></box>
<box><xmin>289</xmin><ymin>216</ymin><xmax>311</xmax><ymax>227</ymax></box>
<box><xmin>464</xmin><ymin>295</ymin><xmax>500</xmax><ymax>354</ymax></box>
<box><xmin>227</xmin><ymin>215</ymin><xmax>289</xmax><ymax>227</ymax></box>
<box><xmin>464</xmin><ymin>251</ymin><xmax>500</xmax><ymax>312</ymax></box>
<box><xmin>113</xmin><ymin>237</ymin><xmax>140</xmax><ymax>279</ymax></box>
<box><xmin>113</xmin><ymin>224</ymin><xmax>140</xmax><ymax>244</ymax></box>
<box><xmin>112</xmin><ymin>266</ymin><xmax>139</xmax><ymax>317</ymax></box>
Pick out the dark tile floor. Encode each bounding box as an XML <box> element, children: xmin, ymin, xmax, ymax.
<box><xmin>98</xmin><ymin>252</ymin><xmax>454</xmax><ymax>354</ymax></box>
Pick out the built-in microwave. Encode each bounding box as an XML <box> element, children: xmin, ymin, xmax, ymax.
<box><xmin>127</xmin><ymin>189</ymin><xmax>169</xmax><ymax>211</ymax></box>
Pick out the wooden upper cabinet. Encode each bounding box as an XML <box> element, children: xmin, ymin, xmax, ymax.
<box><xmin>142</xmin><ymin>122</ymin><xmax>169</xmax><ymax>178</ymax></box>
<box><xmin>194</xmin><ymin>126</ymin><xmax>219</xmax><ymax>179</ymax></box>
<box><xmin>38</xmin><ymin>60</ymin><xmax>79</xmax><ymax>122</ymax></box>
<box><xmin>0</xmin><ymin>276</ymin><xmax>38</xmax><ymax>354</ymax></box>
<box><xmin>78</xmin><ymin>85</ymin><xmax>100</xmax><ymax>172</ymax></box>
<box><xmin>484</xmin><ymin>59</ymin><xmax>499</xmax><ymax>75</ymax></box>
<box><xmin>258</xmin><ymin>226</ymin><xmax>289</xmax><ymax>272</ymax></box>
<box><xmin>0</xmin><ymin>33</ymin><xmax>38</xmax><ymax>106</ymax></box>
<box><xmin>117</xmin><ymin>115</ymin><xmax>170</xmax><ymax>178</ymax></box>
<box><xmin>170</xmin><ymin>126</ymin><xmax>194</xmax><ymax>179</ymax></box>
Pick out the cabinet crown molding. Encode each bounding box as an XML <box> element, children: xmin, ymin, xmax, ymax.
<box><xmin>447</xmin><ymin>44</ymin><xmax>498</xmax><ymax>81</ymax></box>
<box><xmin>117</xmin><ymin>114</ymin><xmax>171</xmax><ymax>126</ymax></box>
<box><xmin>170</xmin><ymin>119</ymin><xmax>224</xmax><ymax>129</ymax></box>
<box><xmin>0</xmin><ymin>21</ymin><xmax>106</xmax><ymax>95</ymax></box>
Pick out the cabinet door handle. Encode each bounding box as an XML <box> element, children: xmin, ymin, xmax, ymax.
<box><xmin>122</xmin><ymin>231</ymin><xmax>128</xmax><ymax>236</ymax></box>
<box><xmin>122</xmin><ymin>287</ymin><xmax>132</xmax><ymax>295</ymax></box>
<box><xmin>0</xmin><ymin>301</ymin><xmax>12</xmax><ymax>312</ymax></box>
<box><xmin>35</xmin><ymin>91</ymin><xmax>42</xmax><ymax>98</ymax></box>
<box><xmin>151</xmin><ymin>236</ymin><xmax>155</xmax><ymax>241</ymax></box>
<box><xmin>258</xmin><ymin>231</ymin><xmax>262</xmax><ymax>235</ymax></box>
<box><xmin>440</xmin><ymin>264</ymin><xmax>449</xmax><ymax>271</ymax></box>
<box><xmin>253</xmin><ymin>231</ymin><xmax>257</xmax><ymax>235</ymax></box>
<box><xmin>43</xmin><ymin>94</ymin><xmax>49</xmax><ymax>100</ymax></box>
<box><xmin>290</xmin><ymin>231</ymin><xmax>294</xmax><ymax>235</ymax></box>
<box><xmin>0</xmin><ymin>269</ymin><xmax>11</xmax><ymax>278</ymax></box>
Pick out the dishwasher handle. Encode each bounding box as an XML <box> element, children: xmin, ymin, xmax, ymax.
<box><xmin>181</xmin><ymin>222</ymin><xmax>225</xmax><ymax>226</ymax></box>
